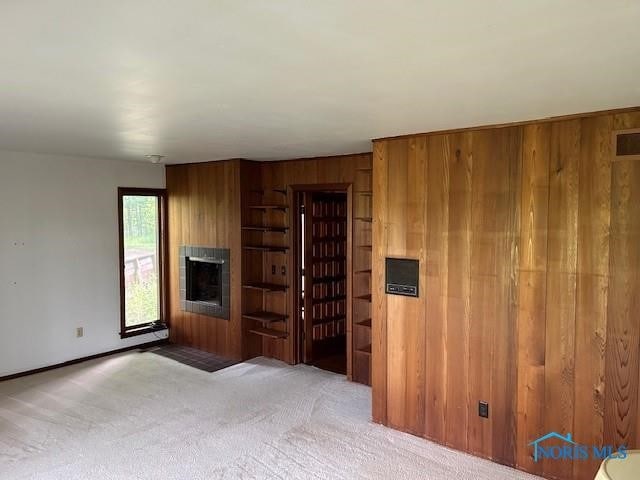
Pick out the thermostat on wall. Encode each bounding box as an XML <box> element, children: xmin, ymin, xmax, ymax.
<box><xmin>385</xmin><ymin>257</ymin><xmax>419</xmax><ymax>297</ymax></box>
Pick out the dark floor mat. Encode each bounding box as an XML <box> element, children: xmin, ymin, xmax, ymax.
<box><xmin>147</xmin><ymin>344</ymin><xmax>238</xmax><ymax>373</ymax></box>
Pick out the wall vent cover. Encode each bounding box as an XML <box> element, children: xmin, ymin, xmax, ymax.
<box><xmin>614</xmin><ymin>129</ymin><xmax>640</xmax><ymax>160</ymax></box>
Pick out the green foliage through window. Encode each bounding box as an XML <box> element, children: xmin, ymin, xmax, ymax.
<box><xmin>122</xmin><ymin>194</ymin><xmax>161</xmax><ymax>328</ymax></box>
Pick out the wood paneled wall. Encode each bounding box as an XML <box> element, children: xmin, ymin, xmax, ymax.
<box><xmin>166</xmin><ymin>160</ymin><xmax>243</xmax><ymax>360</ymax></box>
<box><xmin>253</xmin><ymin>153</ymin><xmax>373</xmax><ymax>380</ymax></box>
<box><xmin>372</xmin><ymin>110</ymin><xmax>640</xmax><ymax>480</ymax></box>
<box><xmin>166</xmin><ymin>154</ymin><xmax>373</xmax><ymax>370</ymax></box>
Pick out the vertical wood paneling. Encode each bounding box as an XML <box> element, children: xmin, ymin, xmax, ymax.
<box><xmin>385</xmin><ymin>140</ymin><xmax>409</xmax><ymax>430</ymax></box>
<box><xmin>467</xmin><ymin>129</ymin><xmax>497</xmax><ymax>458</ymax></box>
<box><xmin>466</xmin><ymin>127</ymin><xmax>521</xmax><ymax>464</ymax></box>
<box><xmin>166</xmin><ymin>160</ymin><xmax>243</xmax><ymax>360</ymax></box>
<box><xmin>544</xmin><ymin>120</ymin><xmax>580</xmax><ymax>480</ymax></box>
<box><xmin>573</xmin><ymin>115</ymin><xmax>613</xmax><ymax>479</ymax></box>
<box><xmin>371</xmin><ymin>137</ymin><xmax>426</xmax><ymax>435</ymax></box>
<box><xmin>605</xmin><ymin>112</ymin><xmax>640</xmax><ymax>451</ymax></box>
<box><xmin>606</xmin><ymin>157</ymin><xmax>640</xmax><ymax>449</ymax></box>
<box><xmin>167</xmin><ymin>164</ymin><xmax>183</xmax><ymax>346</ymax></box>
<box><xmin>169</xmin><ymin>154</ymin><xmax>372</xmax><ymax>368</ymax></box>
<box><xmin>373</xmin><ymin>108</ymin><xmax>640</xmax><ymax>480</ymax></box>
<box><xmin>228</xmin><ymin>162</ymin><xmax>243</xmax><ymax>358</ymax></box>
<box><xmin>372</xmin><ymin>141</ymin><xmax>389</xmax><ymax>423</ymax></box>
<box><xmin>424</xmin><ymin>134</ymin><xmax>449</xmax><ymax>440</ymax></box>
<box><xmin>403</xmin><ymin>137</ymin><xmax>427</xmax><ymax>435</ymax></box>
<box><xmin>516</xmin><ymin>123</ymin><xmax>550</xmax><ymax>476</ymax></box>
<box><xmin>444</xmin><ymin>132</ymin><xmax>472</xmax><ymax>451</ymax></box>
<box><xmin>491</xmin><ymin>127</ymin><xmax>521</xmax><ymax>466</ymax></box>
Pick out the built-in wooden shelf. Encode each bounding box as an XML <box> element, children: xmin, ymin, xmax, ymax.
<box><xmin>242</xmin><ymin>282</ymin><xmax>288</xmax><ymax>292</ymax></box>
<box><xmin>356</xmin><ymin>344</ymin><xmax>372</xmax><ymax>355</ymax></box>
<box><xmin>355</xmin><ymin>294</ymin><xmax>372</xmax><ymax>301</ymax></box>
<box><xmin>249</xmin><ymin>327</ymin><xmax>288</xmax><ymax>339</ymax></box>
<box><xmin>248</xmin><ymin>205</ymin><xmax>288</xmax><ymax>211</ymax></box>
<box><xmin>356</xmin><ymin>167</ymin><xmax>373</xmax><ymax>171</ymax></box>
<box><xmin>312</xmin><ymin>295</ymin><xmax>347</xmax><ymax>305</ymax></box>
<box><xmin>313</xmin><ymin>315</ymin><xmax>346</xmax><ymax>326</ymax></box>
<box><xmin>243</xmin><ymin>311</ymin><xmax>288</xmax><ymax>323</ymax></box>
<box><xmin>355</xmin><ymin>217</ymin><xmax>373</xmax><ymax>222</ymax></box>
<box><xmin>312</xmin><ymin>275</ymin><xmax>346</xmax><ymax>284</ymax></box>
<box><xmin>243</xmin><ymin>245</ymin><xmax>289</xmax><ymax>253</ymax></box>
<box><xmin>355</xmin><ymin>191</ymin><xmax>373</xmax><ymax>195</ymax></box>
<box><xmin>312</xmin><ymin>255</ymin><xmax>346</xmax><ymax>263</ymax></box>
<box><xmin>356</xmin><ymin>318</ymin><xmax>372</xmax><ymax>328</ymax></box>
<box><xmin>358</xmin><ymin>245</ymin><xmax>372</xmax><ymax>250</ymax></box>
<box><xmin>241</xmin><ymin>225</ymin><xmax>289</xmax><ymax>233</ymax></box>
<box><xmin>354</xmin><ymin>269</ymin><xmax>372</xmax><ymax>274</ymax></box>
<box><xmin>243</xmin><ymin>181</ymin><xmax>291</xmax><ymax>348</ymax></box>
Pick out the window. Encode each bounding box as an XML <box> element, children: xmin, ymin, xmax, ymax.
<box><xmin>118</xmin><ymin>188</ymin><xmax>167</xmax><ymax>337</ymax></box>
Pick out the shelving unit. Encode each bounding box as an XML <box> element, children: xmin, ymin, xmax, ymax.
<box><xmin>312</xmin><ymin>295</ymin><xmax>347</xmax><ymax>304</ymax></box>
<box><xmin>249</xmin><ymin>327</ymin><xmax>288</xmax><ymax>339</ymax></box>
<box><xmin>303</xmin><ymin>191</ymin><xmax>349</xmax><ymax>366</ymax></box>
<box><xmin>240</xmin><ymin>164</ymin><xmax>373</xmax><ymax>383</ymax></box>
<box><xmin>242</xmin><ymin>311</ymin><xmax>288</xmax><ymax>324</ymax></box>
<box><xmin>355</xmin><ymin>294</ymin><xmax>372</xmax><ymax>301</ymax></box>
<box><xmin>241</xmin><ymin>186</ymin><xmax>291</xmax><ymax>350</ymax></box>
<box><xmin>356</xmin><ymin>318</ymin><xmax>372</xmax><ymax>327</ymax></box>
<box><xmin>352</xmin><ymin>162</ymin><xmax>373</xmax><ymax>385</ymax></box>
<box><xmin>313</xmin><ymin>315</ymin><xmax>346</xmax><ymax>325</ymax></box>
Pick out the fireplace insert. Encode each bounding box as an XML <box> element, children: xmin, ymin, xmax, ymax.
<box><xmin>179</xmin><ymin>246</ymin><xmax>230</xmax><ymax>319</ymax></box>
<box><xmin>186</xmin><ymin>257</ymin><xmax>223</xmax><ymax>305</ymax></box>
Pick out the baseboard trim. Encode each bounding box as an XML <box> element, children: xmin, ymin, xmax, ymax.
<box><xmin>0</xmin><ymin>339</ymin><xmax>169</xmax><ymax>382</ymax></box>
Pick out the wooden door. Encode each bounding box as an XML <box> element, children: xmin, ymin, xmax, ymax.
<box><xmin>302</xmin><ymin>192</ymin><xmax>348</xmax><ymax>363</ymax></box>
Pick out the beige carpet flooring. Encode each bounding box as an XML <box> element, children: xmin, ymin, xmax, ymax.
<box><xmin>0</xmin><ymin>352</ymin><xmax>541</xmax><ymax>480</ymax></box>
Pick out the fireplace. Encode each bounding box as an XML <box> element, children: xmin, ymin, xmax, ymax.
<box><xmin>179</xmin><ymin>246</ymin><xmax>230</xmax><ymax>319</ymax></box>
<box><xmin>187</xmin><ymin>257</ymin><xmax>222</xmax><ymax>305</ymax></box>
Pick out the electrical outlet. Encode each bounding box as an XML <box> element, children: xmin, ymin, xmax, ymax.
<box><xmin>281</xmin><ymin>265</ymin><xmax>286</xmax><ymax>276</ymax></box>
<box><xmin>76</xmin><ymin>327</ymin><xmax>84</xmax><ymax>338</ymax></box>
<box><xmin>479</xmin><ymin>401</ymin><xmax>489</xmax><ymax>418</ymax></box>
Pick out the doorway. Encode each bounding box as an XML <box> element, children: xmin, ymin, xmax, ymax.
<box><xmin>294</xmin><ymin>189</ymin><xmax>349</xmax><ymax>375</ymax></box>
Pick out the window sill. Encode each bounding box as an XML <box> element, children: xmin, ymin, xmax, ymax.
<box><xmin>120</xmin><ymin>324</ymin><xmax>168</xmax><ymax>339</ymax></box>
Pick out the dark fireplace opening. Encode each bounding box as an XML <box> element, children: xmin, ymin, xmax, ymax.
<box><xmin>180</xmin><ymin>246</ymin><xmax>229</xmax><ymax>319</ymax></box>
<box><xmin>186</xmin><ymin>257</ymin><xmax>223</xmax><ymax>305</ymax></box>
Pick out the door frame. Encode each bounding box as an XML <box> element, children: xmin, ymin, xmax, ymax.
<box><xmin>290</xmin><ymin>183</ymin><xmax>353</xmax><ymax>375</ymax></box>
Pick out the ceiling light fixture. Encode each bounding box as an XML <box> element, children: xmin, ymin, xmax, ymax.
<box><xmin>145</xmin><ymin>154</ymin><xmax>165</xmax><ymax>164</ymax></box>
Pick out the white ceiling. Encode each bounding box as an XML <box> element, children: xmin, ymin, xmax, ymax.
<box><xmin>1</xmin><ymin>1</ymin><xmax>639</xmax><ymax>164</ymax></box>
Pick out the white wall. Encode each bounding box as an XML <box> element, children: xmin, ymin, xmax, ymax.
<box><xmin>0</xmin><ymin>151</ymin><xmax>168</xmax><ymax>377</ymax></box>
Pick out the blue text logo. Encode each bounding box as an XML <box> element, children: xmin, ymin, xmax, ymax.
<box><xmin>528</xmin><ymin>432</ymin><xmax>627</xmax><ymax>462</ymax></box>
